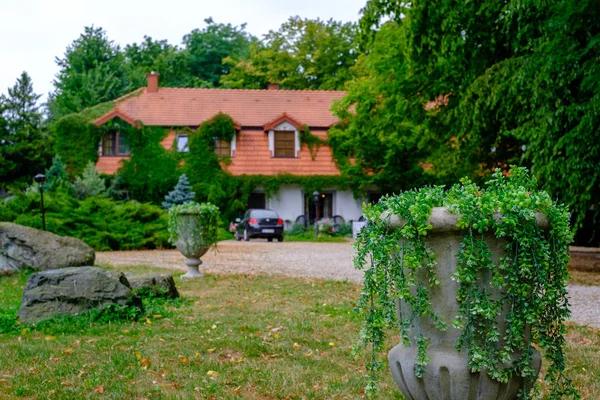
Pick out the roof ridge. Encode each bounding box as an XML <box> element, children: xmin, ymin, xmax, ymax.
<box><xmin>154</xmin><ymin>87</ymin><xmax>346</xmax><ymax>93</ymax></box>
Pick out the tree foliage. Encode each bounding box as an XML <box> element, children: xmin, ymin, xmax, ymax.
<box><xmin>0</xmin><ymin>72</ymin><xmax>51</xmax><ymax>186</ymax></box>
<box><xmin>48</xmin><ymin>26</ymin><xmax>132</xmax><ymax>119</ymax></box>
<box><xmin>222</xmin><ymin>17</ymin><xmax>359</xmax><ymax>90</ymax></box>
<box><xmin>183</xmin><ymin>18</ymin><xmax>257</xmax><ymax>87</ymax></box>
<box><xmin>335</xmin><ymin>0</ymin><xmax>599</xmax><ymax>230</ymax></box>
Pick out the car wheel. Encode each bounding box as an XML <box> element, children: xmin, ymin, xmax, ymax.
<box><xmin>244</xmin><ymin>229</ymin><xmax>250</xmax><ymax>241</ymax></box>
<box><xmin>277</xmin><ymin>236</ymin><xmax>284</xmax><ymax>242</ymax></box>
<box><xmin>267</xmin><ymin>237</ymin><xmax>273</xmax><ymax>242</ymax></box>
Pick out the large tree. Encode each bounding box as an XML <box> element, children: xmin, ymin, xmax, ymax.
<box><xmin>222</xmin><ymin>17</ymin><xmax>359</xmax><ymax>90</ymax></box>
<box><xmin>335</xmin><ymin>0</ymin><xmax>599</xmax><ymax>231</ymax></box>
<box><xmin>48</xmin><ymin>26</ymin><xmax>132</xmax><ymax>119</ymax></box>
<box><xmin>124</xmin><ymin>36</ymin><xmax>199</xmax><ymax>88</ymax></box>
<box><xmin>182</xmin><ymin>18</ymin><xmax>257</xmax><ymax>87</ymax></box>
<box><xmin>0</xmin><ymin>72</ymin><xmax>50</xmax><ymax>186</ymax></box>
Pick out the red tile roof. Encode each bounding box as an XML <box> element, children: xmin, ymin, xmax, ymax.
<box><xmin>94</xmin><ymin>84</ymin><xmax>347</xmax><ymax>176</ymax></box>
<box><xmin>96</xmin><ymin>87</ymin><xmax>345</xmax><ymax>128</ymax></box>
<box><xmin>224</xmin><ymin>129</ymin><xmax>339</xmax><ymax>176</ymax></box>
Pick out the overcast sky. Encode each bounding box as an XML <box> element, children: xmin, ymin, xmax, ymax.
<box><xmin>1</xmin><ymin>0</ymin><xmax>366</xmax><ymax>104</ymax></box>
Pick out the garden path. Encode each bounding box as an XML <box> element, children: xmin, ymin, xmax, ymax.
<box><xmin>97</xmin><ymin>240</ymin><xmax>600</xmax><ymax>329</ymax></box>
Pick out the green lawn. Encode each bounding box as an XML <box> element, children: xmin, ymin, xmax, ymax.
<box><xmin>0</xmin><ymin>266</ymin><xmax>597</xmax><ymax>399</ymax></box>
<box><xmin>0</xmin><ymin>266</ymin><xmax>402</xmax><ymax>399</ymax></box>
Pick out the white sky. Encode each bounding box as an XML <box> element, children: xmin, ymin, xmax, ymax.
<box><xmin>0</xmin><ymin>0</ymin><xmax>366</xmax><ymax>104</ymax></box>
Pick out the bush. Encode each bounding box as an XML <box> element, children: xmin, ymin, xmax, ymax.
<box><xmin>286</xmin><ymin>223</ymin><xmax>307</xmax><ymax>236</ymax></box>
<box><xmin>0</xmin><ymin>189</ymin><xmax>170</xmax><ymax>251</ymax></box>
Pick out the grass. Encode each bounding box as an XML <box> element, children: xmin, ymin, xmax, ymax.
<box><xmin>0</xmin><ymin>266</ymin><xmax>598</xmax><ymax>399</ymax></box>
<box><xmin>0</xmin><ymin>266</ymin><xmax>402</xmax><ymax>399</ymax></box>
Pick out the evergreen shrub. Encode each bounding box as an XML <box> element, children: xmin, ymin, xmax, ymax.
<box><xmin>0</xmin><ymin>189</ymin><xmax>170</xmax><ymax>251</ymax></box>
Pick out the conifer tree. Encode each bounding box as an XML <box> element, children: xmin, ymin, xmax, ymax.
<box><xmin>0</xmin><ymin>72</ymin><xmax>51</xmax><ymax>187</ymax></box>
<box><xmin>162</xmin><ymin>174</ymin><xmax>195</xmax><ymax>209</ymax></box>
<box><xmin>73</xmin><ymin>161</ymin><xmax>106</xmax><ymax>198</ymax></box>
<box><xmin>45</xmin><ymin>155</ymin><xmax>68</xmax><ymax>192</ymax></box>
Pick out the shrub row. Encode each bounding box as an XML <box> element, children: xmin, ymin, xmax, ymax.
<box><xmin>0</xmin><ymin>190</ymin><xmax>170</xmax><ymax>251</ymax></box>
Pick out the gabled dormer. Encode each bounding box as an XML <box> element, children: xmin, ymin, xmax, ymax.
<box><xmin>264</xmin><ymin>113</ymin><xmax>303</xmax><ymax>158</ymax></box>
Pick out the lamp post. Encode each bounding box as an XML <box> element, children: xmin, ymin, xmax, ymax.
<box><xmin>34</xmin><ymin>174</ymin><xmax>46</xmax><ymax>231</ymax></box>
<box><xmin>313</xmin><ymin>191</ymin><xmax>320</xmax><ymax>238</ymax></box>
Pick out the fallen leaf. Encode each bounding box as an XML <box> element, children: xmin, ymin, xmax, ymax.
<box><xmin>207</xmin><ymin>348</ymin><xmax>216</xmax><ymax>353</ymax></box>
<box><xmin>94</xmin><ymin>385</ymin><xmax>105</xmax><ymax>394</ymax></box>
<box><xmin>329</xmin><ymin>342</ymin><xmax>336</xmax><ymax>347</ymax></box>
<box><xmin>293</xmin><ymin>343</ymin><xmax>301</xmax><ymax>350</ymax></box>
<box><xmin>206</xmin><ymin>370</ymin><xmax>219</xmax><ymax>377</ymax></box>
<box><xmin>44</xmin><ymin>336</ymin><xmax>56</xmax><ymax>341</ymax></box>
<box><xmin>62</xmin><ymin>348</ymin><xmax>74</xmax><ymax>355</ymax></box>
<box><xmin>179</xmin><ymin>357</ymin><xmax>189</xmax><ymax>365</ymax></box>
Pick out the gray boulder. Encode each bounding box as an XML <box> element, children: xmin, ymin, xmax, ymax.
<box><xmin>18</xmin><ymin>266</ymin><xmax>141</xmax><ymax>324</ymax></box>
<box><xmin>126</xmin><ymin>273</ymin><xmax>179</xmax><ymax>299</ymax></box>
<box><xmin>0</xmin><ymin>222</ymin><xmax>95</xmax><ymax>272</ymax></box>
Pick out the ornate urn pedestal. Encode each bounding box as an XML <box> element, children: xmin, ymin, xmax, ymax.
<box><xmin>387</xmin><ymin>208</ymin><xmax>543</xmax><ymax>400</ymax></box>
<box><xmin>172</xmin><ymin>212</ymin><xmax>210</xmax><ymax>279</ymax></box>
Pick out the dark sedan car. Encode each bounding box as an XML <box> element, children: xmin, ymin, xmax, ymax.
<box><xmin>235</xmin><ymin>209</ymin><xmax>284</xmax><ymax>242</ymax></box>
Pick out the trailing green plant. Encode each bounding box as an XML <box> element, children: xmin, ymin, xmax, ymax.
<box><xmin>354</xmin><ymin>167</ymin><xmax>578</xmax><ymax>399</ymax></box>
<box><xmin>299</xmin><ymin>124</ymin><xmax>328</xmax><ymax>160</ymax></box>
<box><xmin>167</xmin><ymin>202</ymin><xmax>220</xmax><ymax>249</ymax></box>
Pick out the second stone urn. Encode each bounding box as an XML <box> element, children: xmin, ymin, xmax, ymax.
<box><xmin>386</xmin><ymin>208</ymin><xmax>545</xmax><ymax>400</ymax></box>
<box><xmin>168</xmin><ymin>202</ymin><xmax>219</xmax><ymax>279</ymax></box>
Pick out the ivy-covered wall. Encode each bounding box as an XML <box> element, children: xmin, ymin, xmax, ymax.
<box><xmin>51</xmin><ymin>109</ymin><xmax>358</xmax><ymax>222</ymax></box>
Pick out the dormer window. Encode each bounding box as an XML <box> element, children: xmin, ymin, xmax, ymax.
<box><xmin>176</xmin><ymin>134</ymin><xmax>189</xmax><ymax>152</ymax></box>
<box><xmin>265</xmin><ymin>115</ymin><xmax>302</xmax><ymax>158</ymax></box>
<box><xmin>102</xmin><ymin>132</ymin><xmax>130</xmax><ymax>156</ymax></box>
<box><xmin>274</xmin><ymin>131</ymin><xmax>295</xmax><ymax>158</ymax></box>
<box><xmin>215</xmin><ymin>139</ymin><xmax>231</xmax><ymax>157</ymax></box>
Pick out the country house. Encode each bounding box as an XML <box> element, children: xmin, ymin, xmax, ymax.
<box><xmin>93</xmin><ymin>73</ymin><xmax>367</xmax><ymax>225</ymax></box>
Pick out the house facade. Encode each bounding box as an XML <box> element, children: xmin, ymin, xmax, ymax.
<box><xmin>94</xmin><ymin>73</ymin><xmax>366</xmax><ymax>225</ymax></box>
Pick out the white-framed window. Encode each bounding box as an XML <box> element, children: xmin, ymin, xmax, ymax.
<box><xmin>268</xmin><ymin>121</ymin><xmax>300</xmax><ymax>158</ymax></box>
<box><xmin>176</xmin><ymin>134</ymin><xmax>189</xmax><ymax>152</ymax></box>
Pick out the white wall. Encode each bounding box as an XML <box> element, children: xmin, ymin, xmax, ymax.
<box><xmin>334</xmin><ymin>190</ymin><xmax>365</xmax><ymax>222</ymax></box>
<box><xmin>265</xmin><ymin>186</ymin><xmax>366</xmax><ymax>229</ymax></box>
<box><xmin>267</xmin><ymin>185</ymin><xmax>304</xmax><ymax>227</ymax></box>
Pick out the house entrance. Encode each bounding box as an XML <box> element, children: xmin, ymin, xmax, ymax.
<box><xmin>248</xmin><ymin>192</ymin><xmax>266</xmax><ymax>209</ymax></box>
<box><xmin>304</xmin><ymin>192</ymin><xmax>333</xmax><ymax>224</ymax></box>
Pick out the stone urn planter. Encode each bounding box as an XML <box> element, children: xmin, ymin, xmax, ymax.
<box><xmin>386</xmin><ymin>208</ymin><xmax>545</xmax><ymax>400</ymax></box>
<box><xmin>168</xmin><ymin>202</ymin><xmax>219</xmax><ymax>279</ymax></box>
<box><xmin>353</xmin><ymin>168</ymin><xmax>577</xmax><ymax>399</ymax></box>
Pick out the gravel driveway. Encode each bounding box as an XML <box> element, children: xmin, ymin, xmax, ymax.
<box><xmin>97</xmin><ymin>240</ymin><xmax>599</xmax><ymax>329</ymax></box>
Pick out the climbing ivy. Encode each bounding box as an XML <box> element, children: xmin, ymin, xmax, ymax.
<box><xmin>52</xmin><ymin>107</ymin><xmax>364</xmax><ymax>220</ymax></box>
<box><xmin>299</xmin><ymin>124</ymin><xmax>328</xmax><ymax>160</ymax></box>
<box><xmin>354</xmin><ymin>167</ymin><xmax>578</xmax><ymax>399</ymax></box>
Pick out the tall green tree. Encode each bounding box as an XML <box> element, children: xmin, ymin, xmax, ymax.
<box><xmin>183</xmin><ymin>18</ymin><xmax>257</xmax><ymax>87</ymax></box>
<box><xmin>124</xmin><ymin>36</ymin><xmax>198</xmax><ymax>88</ymax></box>
<box><xmin>336</xmin><ymin>0</ymin><xmax>599</xmax><ymax>230</ymax></box>
<box><xmin>48</xmin><ymin>26</ymin><xmax>132</xmax><ymax>119</ymax></box>
<box><xmin>0</xmin><ymin>72</ymin><xmax>50</xmax><ymax>186</ymax></box>
<box><xmin>222</xmin><ymin>17</ymin><xmax>359</xmax><ymax>90</ymax></box>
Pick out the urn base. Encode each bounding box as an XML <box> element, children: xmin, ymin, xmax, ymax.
<box><xmin>181</xmin><ymin>258</ymin><xmax>204</xmax><ymax>279</ymax></box>
<box><xmin>388</xmin><ymin>344</ymin><xmax>541</xmax><ymax>400</ymax></box>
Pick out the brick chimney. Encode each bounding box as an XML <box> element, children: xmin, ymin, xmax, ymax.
<box><xmin>267</xmin><ymin>83</ymin><xmax>280</xmax><ymax>90</ymax></box>
<box><xmin>147</xmin><ymin>72</ymin><xmax>159</xmax><ymax>93</ymax></box>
